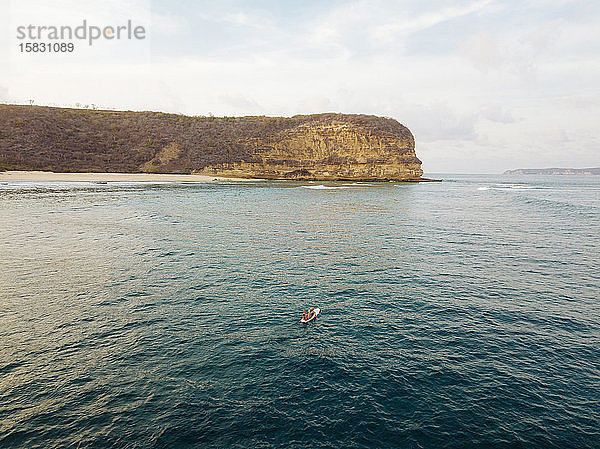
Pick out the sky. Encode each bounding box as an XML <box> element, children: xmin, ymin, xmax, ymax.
<box><xmin>1</xmin><ymin>0</ymin><xmax>599</xmax><ymax>173</ymax></box>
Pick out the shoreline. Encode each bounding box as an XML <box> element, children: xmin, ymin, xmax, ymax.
<box><xmin>0</xmin><ymin>170</ymin><xmax>440</xmax><ymax>183</ymax></box>
<box><xmin>0</xmin><ymin>171</ymin><xmax>252</xmax><ymax>183</ymax></box>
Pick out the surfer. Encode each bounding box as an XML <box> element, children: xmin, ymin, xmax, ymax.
<box><xmin>300</xmin><ymin>307</ymin><xmax>319</xmax><ymax>323</ymax></box>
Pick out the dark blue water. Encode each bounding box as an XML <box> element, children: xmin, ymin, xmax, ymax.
<box><xmin>1</xmin><ymin>175</ymin><xmax>599</xmax><ymax>448</ymax></box>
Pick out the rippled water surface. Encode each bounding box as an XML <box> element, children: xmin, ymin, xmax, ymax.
<box><xmin>1</xmin><ymin>174</ymin><xmax>599</xmax><ymax>448</ymax></box>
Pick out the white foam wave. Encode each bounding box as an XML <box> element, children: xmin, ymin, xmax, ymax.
<box><xmin>494</xmin><ymin>184</ymin><xmax>544</xmax><ymax>190</ymax></box>
<box><xmin>477</xmin><ymin>184</ymin><xmax>549</xmax><ymax>191</ymax></box>
<box><xmin>301</xmin><ymin>185</ymin><xmax>345</xmax><ymax>190</ymax></box>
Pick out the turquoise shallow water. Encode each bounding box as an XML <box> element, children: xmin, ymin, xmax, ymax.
<box><xmin>0</xmin><ymin>174</ymin><xmax>599</xmax><ymax>448</ymax></box>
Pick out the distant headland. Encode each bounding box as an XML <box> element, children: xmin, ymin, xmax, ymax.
<box><xmin>504</xmin><ymin>167</ymin><xmax>600</xmax><ymax>175</ymax></box>
<box><xmin>0</xmin><ymin>104</ymin><xmax>431</xmax><ymax>182</ymax></box>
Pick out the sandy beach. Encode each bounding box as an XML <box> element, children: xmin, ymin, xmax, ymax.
<box><xmin>0</xmin><ymin>171</ymin><xmax>251</xmax><ymax>183</ymax></box>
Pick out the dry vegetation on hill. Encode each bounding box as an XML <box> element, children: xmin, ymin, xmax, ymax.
<box><xmin>0</xmin><ymin>104</ymin><xmax>423</xmax><ymax>180</ymax></box>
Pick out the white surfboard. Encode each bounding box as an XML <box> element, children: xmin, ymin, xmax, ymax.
<box><xmin>300</xmin><ymin>307</ymin><xmax>320</xmax><ymax>323</ymax></box>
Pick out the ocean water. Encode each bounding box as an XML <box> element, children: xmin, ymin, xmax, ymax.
<box><xmin>0</xmin><ymin>174</ymin><xmax>598</xmax><ymax>448</ymax></box>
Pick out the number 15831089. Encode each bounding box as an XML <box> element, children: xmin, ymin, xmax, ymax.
<box><xmin>19</xmin><ymin>42</ymin><xmax>75</xmax><ymax>52</ymax></box>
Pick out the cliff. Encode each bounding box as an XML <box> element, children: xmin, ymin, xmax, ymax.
<box><xmin>0</xmin><ymin>104</ymin><xmax>425</xmax><ymax>181</ymax></box>
<box><xmin>504</xmin><ymin>168</ymin><xmax>600</xmax><ymax>175</ymax></box>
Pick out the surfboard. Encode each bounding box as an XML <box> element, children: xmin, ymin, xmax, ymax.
<box><xmin>300</xmin><ymin>307</ymin><xmax>320</xmax><ymax>323</ymax></box>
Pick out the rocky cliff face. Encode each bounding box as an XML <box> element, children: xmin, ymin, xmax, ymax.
<box><xmin>199</xmin><ymin>119</ymin><xmax>422</xmax><ymax>180</ymax></box>
<box><xmin>0</xmin><ymin>105</ymin><xmax>424</xmax><ymax>181</ymax></box>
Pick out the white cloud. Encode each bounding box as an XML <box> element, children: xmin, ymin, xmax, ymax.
<box><xmin>372</xmin><ymin>0</ymin><xmax>493</xmax><ymax>42</ymax></box>
<box><xmin>151</xmin><ymin>12</ymin><xmax>188</xmax><ymax>36</ymax></box>
<box><xmin>219</xmin><ymin>93</ymin><xmax>265</xmax><ymax>114</ymax></box>
<box><xmin>402</xmin><ymin>102</ymin><xmax>479</xmax><ymax>143</ymax></box>
<box><xmin>519</xmin><ymin>18</ymin><xmax>564</xmax><ymax>54</ymax></box>
<box><xmin>556</xmin><ymin>93</ymin><xmax>600</xmax><ymax>110</ymax></box>
<box><xmin>222</xmin><ymin>11</ymin><xmax>266</xmax><ymax>29</ymax></box>
<box><xmin>480</xmin><ymin>104</ymin><xmax>515</xmax><ymax>123</ymax></box>
<box><xmin>464</xmin><ymin>31</ymin><xmax>506</xmax><ymax>72</ymax></box>
<box><xmin>0</xmin><ymin>84</ymin><xmax>9</xmax><ymax>102</ymax></box>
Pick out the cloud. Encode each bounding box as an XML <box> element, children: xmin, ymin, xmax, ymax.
<box><xmin>403</xmin><ymin>102</ymin><xmax>479</xmax><ymax>143</ymax></box>
<box><xmin>480</xmin><ymin>104</ymin><xmax>515</xmax><ymax>123</ymax></box>
<box><xmin>151</xmin><ymin>12</ymin><xmax>188</xmax><ymax>35</ymax></box>
<box><xmin>221</xmin><ymin>11</ymin><xmax>267</xmax><ymax>29</ymax></box>
<box><xmin>0</xmin><ymin>84</ymin><xmax>9</xmax><ymax>101</ymax></box>
<box><xmin>372</xmin><ymin>0</ymin><xmax>493</xmax><ymax>42</ymax></box>
<box><xmin>556</xmin><ymin>93</ymin><xmax>600</xmax><ymax>110</ymax></box>
<box><xmin>464</xmin><ymin>31</ymin><xmax>506</xmax><ymax>72</ymax></box>
<box><xmin>297</xmin><ymin>95</ymin><xmax>334</xmax><ymax>113</ymax></box>
<box><xmin>157</xmin><ymin>80</ymin><xmax>184</xmax><ymax>113</ymax></box>
<box><xmin>519</xmin><ymin>18</ymin><xmax>564</xmax><ymax>54</ymax></box>
<box><xmin>219</xmin><ymin>93</ymin><xmax>264</xmax><ymax>114</ymax></box>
